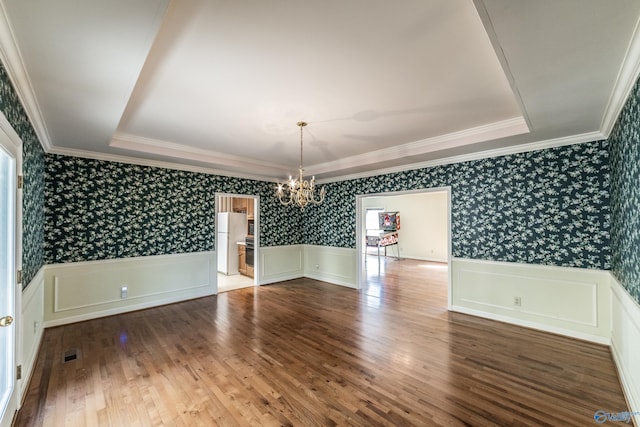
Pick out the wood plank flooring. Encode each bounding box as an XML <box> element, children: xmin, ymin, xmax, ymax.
<box><xmin>15</xmin><ymin>256</ymin><xmax>628</xmax><ymax>426</ymax></box>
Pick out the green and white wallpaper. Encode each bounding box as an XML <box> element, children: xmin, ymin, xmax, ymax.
<box><xmin>4</xmin><ymin>51</ymin><xmax>640</xmax><ymax>307</ymax></box>
<box><xmin>45</xmin><ymin>155</ymin><xmax>302</xmax><ymax>263</ymax></box>
<box><xmin>0</xmin><ymin>62</ymin><xmax>45</xmax><ymax>288</ymax></box>
<box><xmin>609</xmin><ymin>77</ymin><xmax>640</xmax><ymax>304</ymax></box>
<box><xmin>303</xmin><ymin>141</ymin><xmax>611</xmax><ymax>270</ymax></box>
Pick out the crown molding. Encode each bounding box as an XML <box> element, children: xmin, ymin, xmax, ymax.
<box><xmin>48</xmin><ymin>130</ymin><xmax>605</xmax><ymax>186</ymax></box>
<box><xmin>600</xmin><ymin>14</ymin><xmax>640</xmax><ymax>137</ymax></box>
<box><xmin>47</xmin><ymin>145</ymin><xmax>276</xmax><ymax>183</ymax></box>
<box><xmin>306</xmin><ymin>116</ymin><xmax>529</xmax><ymax>176</ymax></box>
<box><xmin>317</xmin><ymin>130</ymin><xmax>605</xmax><ymax>184</ymax></box>
<box><xmin>110</xmin><ymin>132</ymin><xmax>288</xmax><ymax>178</ymax></box>
<box><xmin>0</xmin><ymin>1</ymin><xmax>52</xmax><ymax>151</ymax></box>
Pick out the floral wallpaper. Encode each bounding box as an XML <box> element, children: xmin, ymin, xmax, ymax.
<box><xmin>303</xmin><ymin>141</ymin><xmax>611</xmax><ymax>270</ymax></box>
<box><xmin>0</xmin><ymin>56</ymin><xmax>623</xmax><ymax>287</ymax></box>
<box><xmin>609</xmin><ymin>78</ymin><xmax>640</xmax><ymax>304</ymax></box>
<box><xmin>0</xmin><ymin>62</ymin><xmax>45</xmax><ymax>288</ymax></box>
<box><xmin>45</xmin><ymin>154</ymin><xmax>301</xmax><ymax>263</ymax></box>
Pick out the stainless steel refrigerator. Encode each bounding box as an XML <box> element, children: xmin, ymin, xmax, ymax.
<box><xmin>216</xmin><ymin>212</ymin><xmax>247</xmax><ymax>275</ymax></box>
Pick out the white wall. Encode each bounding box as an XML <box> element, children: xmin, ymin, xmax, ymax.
<box><xmin>43</xmin><ymin>251</ymin><xmax>216</xmax><ymax>327</ymax></box>
<box><xmin>451</xmin><ymin>258</ymin><xmax>611</xmax><ymax>343</ymax></box>
<box><xmin>257</xmin><ymin>244</ymin><xmax>357</xmax><ymax>288</ymax></box>
<box><xmin>304</xmin><ymin>245</ymin><xmax>357</xmax><ymax>288</ymax></box>
<box><xmin>362</xmin><ymin>191</ymin><xmax>448</xmax><ymax>262</ymax></box>
<box><xmin>18</xmin><ymin>267</ymin><xmax>44</xmax><ymax>403</ymax></box>
<box><xmin>258</xmin><ymin>245</ymin><xmax>304</xmax><ymax>285</ymax></box>
<box><xmin>610</xmin><ymin>275</ymin><xmax>640</xmax><ymax>419</ymax></box>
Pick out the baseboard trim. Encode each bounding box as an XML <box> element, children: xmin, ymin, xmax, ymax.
<box><xmin>43</xmin><ymin>251</ymin><xmax>216</xmax><ymax>326</ymax></box>
<box><xmin>451</xmin><ymin>258</ymin><xmax>611</xmax><ymax>341</ymax></box>
<box><xmin>451</xmin><ymin>304</ymin><xmax>610</xmax><ymax>345</ymax></box>
<box><xmin>260</xmin><ymin>273</ymin><xmax>304</xmax><ymax>286</ymax></box>
<box><xmin>44</xmin><ymin>287</ymin><xmax>215</xmax><ymax>328</ymax></box>
<box><xmin>303</xmin><ymin>245</ymin><xmax>357</xmax><ymax>288</ymax></box>
<box><xmin>304</xmin><ymin>271</ymin><xmax>358</xmax><ymax>289</ymax></box>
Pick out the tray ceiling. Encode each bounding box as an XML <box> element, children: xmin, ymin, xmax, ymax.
<box><xmin>1</xmin><ymin>0</ymin><xmax>639</xmax><ymax>181</ymax></box>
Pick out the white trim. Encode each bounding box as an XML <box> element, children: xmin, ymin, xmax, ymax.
<box><xmin>451</xmin><ymin>304</ymin><xmax>610</xmax><ymax>345</ymax></box>
<box><xmin>258</xmin><ymin>244</ymin><xmax>304</xmax><ymax>286</ymax></box>
<box><xmin>609</xmin><ymin>273</ymin><xmax>640</xmax><ymax>420</ymax></box>
<box><xmin>18</xmin><ymin>266</ymin><xmax>44</xmax><ymax>405</ymax></box>
<box><xmin>0</xmin><ymin>2</ymin><xmax>51</xmax><ymax>152</ymax></box>
<box><xmin>355</xmin><ymin>187</ymin><xmax>452</xmax><ymax>301</ymax></box>
<box><xmin>304</xmin><ymin>271</ymin><xmax>357</xmax><ymax>289</ymax></box>
<box><xmin>53</xmin><ymin>277</ymin><xmax>210</xmax><ymax>313</ymax></box>
<box><xmin>0</xmin><ymin>111</ymin><xmax>22</xmax><ymax>151</ymax></box>
<box><xmin>451</xmin><ymin>257</ymin><xmax>612</xmax><ymax>343</ymax></box>
<box><xmin>601</xmin><ymin>15</ymin><xmax>640</xmax><ymax>137</ymax></box>
<box><xmin>20</xmin><ymin>266</ymin><xmax>43</xmax><ymax>313</ymax></box>
<box><xmin>45</xmin><ymin>250</ymin><xmax>215</xmax><ymax>269</ymax></box>
<box><xmin>43</xmin><ymin>251</ymin><xmax>216</xmax><ymax>326</ymax></box>
<box><xmin>309</xmin><ymin>117</ymin><xmax>529</xmax><ymax>177</ymax></box>
<box><xmin>452</xmin><ymin>256</ymin><xmax>607</xmax><ymax>274</ymax></box>
<box><xmin>48</xmin><ymin>146</ymin><xmax>276</xmax><ymax>183</ymax></box>
<box><xmin>317</xmin><ymin>130</ymin><xmax>604</xmax><ymax>184</ymax></box>
<box><xmin>214</xmin><ymin>192</ymin><xmax>260</xmax><ymax>290</ymax></box>
<box><xmin>44</xmin><ymin>289</ymin><xmax>214</xmax><ymax>328</ymax></box>
<box><xmin>110</xmin><ymin>133</ymin><xmax>288</xmax><ymax>178</ymax></box>
<box><xmin>303</xmin><ymin>245</ymin><xmax>357</xmax><ymax>288</ymax></box>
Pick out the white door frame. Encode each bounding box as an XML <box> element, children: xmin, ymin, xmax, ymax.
<box><xmin>214</xmin><ymin>193</ymin><xmax>260</xmax><ymax>292</ymax></box>
<box><xmin>0</xmin><ymin>112</ymin><xmax>22</xmax><ymax>427</ymax></box>
<box><xmin>355</xmin><ymin>186</ymin><xmax>453</xmax><ymax>308</ymax></box>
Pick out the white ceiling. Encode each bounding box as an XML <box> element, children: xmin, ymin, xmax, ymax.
<box><xmin>1</xmin><ymin>0</ymin><xmax>639</xmax><ymax>182</ymax></box>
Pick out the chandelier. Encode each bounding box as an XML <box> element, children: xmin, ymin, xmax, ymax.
<box><xmin>276</xmin><ymin>121</ymin><xmax>326</xmax><ymax>210</ymax></box>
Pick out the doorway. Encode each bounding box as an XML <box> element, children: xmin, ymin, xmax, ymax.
<box><xmin>0</xmin><ymin>122</ymin><xmax>20</xmax><ymax>427</ymax></box>
<box><xmin>215</xmin><ymin>194</ymin><xmax>259</xmax><ymax>293</ymax></box>
<box><xmin>355</xmin><ymin>187</ymin><xmax>452</xmax><ymax>308</ymax></box>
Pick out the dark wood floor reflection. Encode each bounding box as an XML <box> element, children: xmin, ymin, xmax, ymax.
<box><xmin>16</xmin><ymin>256</ymin><xmax>627</xmax><ymax>426</ymax></box>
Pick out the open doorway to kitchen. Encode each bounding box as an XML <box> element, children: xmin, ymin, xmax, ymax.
<box><xmin>215</xmin><ymin>194</ymin><xmax>259</xmax><ymax>293</ymax></box>
<box><xmin>356</xmin><ymin>187</ymin><xmax>452</xmax><ymax>308</ymax></box>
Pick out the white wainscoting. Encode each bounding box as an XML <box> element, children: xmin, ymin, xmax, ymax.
<box><xmin>43</xmin><ymin>251</ymin><xmax>216</xmax><ymax>327</ymax></box>
<box><xmin>258</xmin><ymin>245</ymin><xmax>304</xmax><ymax>285</ymax></box>
<box><xmin>610</xmin><ymin>274</ymin><xmax>640</xmax><ymax>419</ymax></box>
<box><xmin>451</xmin><ymin>258</ymin><xmax>611</xmax><ymax>344</ymax></box>
<box><xmin>18</xmin><ymin>266</ymin><xmax>44</xmax><ymax>402</ymax></box>
<box><xmin>303</xmin><ymin>245</ymin><xmax>357</xmax><ymax>288</ymax></box>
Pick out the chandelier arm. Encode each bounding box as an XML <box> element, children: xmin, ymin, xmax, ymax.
<box><xmin>275</xmin><ymin>121</ymin><xmax>326</xmax><ymax>210</ymax></box>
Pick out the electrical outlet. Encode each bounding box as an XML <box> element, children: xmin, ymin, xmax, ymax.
<box><xmin>514</xmin><ymin>296</ymin><xmax>522</xmax><ymax>306</ymax></box>
<box><xmin>33</xmin><ymin>321</ymin><xmax>38</xmax><ymax>334</ymax></box>
<box><xmin>121</xmin><ymin>286</ymin><xmax>128</xmax><ymax>299</ymax></box>
<box><xmin>315</xmin><ymin>264</ymin><xmax>320</xmax><ymax>270</ymax></box>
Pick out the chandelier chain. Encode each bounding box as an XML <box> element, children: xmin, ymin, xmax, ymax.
<box><xmin>275</xmin><ymin>121</ymin><xmax>326</xmax><ymax>210</ymax></box>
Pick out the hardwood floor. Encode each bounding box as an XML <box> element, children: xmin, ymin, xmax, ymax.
<box><xmin>15</xmin><ymin>256</ymin><xmax>628</xmax><ymax>426</ymax></box>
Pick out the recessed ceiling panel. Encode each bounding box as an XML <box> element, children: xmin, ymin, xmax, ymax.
<box><xmin>115</xmin><ymin>0</ymin><xmax>523</xmax><ymax>175</ymax></box>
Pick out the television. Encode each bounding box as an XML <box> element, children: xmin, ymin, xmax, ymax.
<box><xmin>378</xmin><ymin>211</ymin><xmax>400</xmax><ymax>231</ymax></box>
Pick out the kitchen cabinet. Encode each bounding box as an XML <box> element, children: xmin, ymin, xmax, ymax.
<box><xmin>247</xmin><ymin>199</ymin><xmax>254</xmax><ymax>219</ymax></box>
<box><xmin>233</xmin><ymin>197</ymin><xmax>247</xmax><ymax>213</ymax></box>
<box><xmin>232</xmin><ymin>197</ymin><xmax>254</xmax><ymax>219</ymax></box>
<box><xmin>238</xmin><ymin>244</ymin><xmax>247</xmax><ymax>275</ymax></box>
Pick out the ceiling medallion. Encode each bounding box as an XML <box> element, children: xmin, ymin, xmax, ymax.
<box><xmin>276</xmin><ymin>121</ymin><xmax>326</xmax><ymax>210</ymax></box>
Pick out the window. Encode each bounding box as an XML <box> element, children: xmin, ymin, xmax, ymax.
<box><xmin>365</xmin><ymin>208</ymin><xmax>384</xmax><ymax>236</ymax></box>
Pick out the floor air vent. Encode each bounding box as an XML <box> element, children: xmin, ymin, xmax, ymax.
<box><xmin>63</xmin><ymin>349</ymin><xmax>78</xmax><ymax>363</ymax></box>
